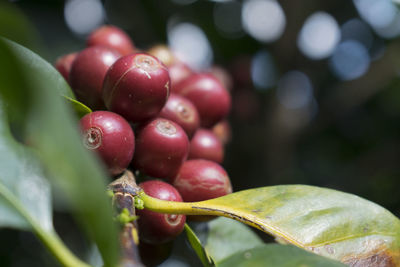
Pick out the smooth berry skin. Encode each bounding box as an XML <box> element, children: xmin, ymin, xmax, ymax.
<box><xmin>80</xmin><ymin>111</ymin><xmax>135</xmax><ymax>176</ymax></box>
<box><xmin>137</xmin><ymin>180</ymin><xmax>186</xmax><ymax>244</ymax></box>
<box><xmin>70</xmin><ymin>46</ymin><xmax>121</xmax><ymax>110</ymax></box>
<box><xmin>54</xmin><ymin>52</ymin><xmax>77</xmax><ymax>83</ymax></box>
<box><xmin>103</xmin><ymin>53</ymin><xmax>171</xmax><ymax>123</ymax></box>
<box><xmin>169</xmin><ymin>62</ymin><xmax>192</xmax><ymax>92</ymax></box>
<box><xmin>139</xmin><ymin>241</ymin><xmax>172</xmax><ymax>267</ymax></box>
<box><xmin>159</xmin><ymin>94</ymin><xmax>200</xmax><ymax>139</ymax></box>
<box><xmin>172</xmin><ymin>159</ymin><xmax>232</xmax><ymax>202</ymax></box>
<box><xmin>174</xmin><ymin>73</ymin><xmax>231</xmax><ymax>128</ymax></box>
<box><xmin>133</xmin><ymin>118</ymin><xmax>189</xmax><ymax>179</ymax></box>
<box><xmin>87</xmin><ymin>25</ymin><xmax>135</xmax><ymax>56</ymax></box>
<box><xmin>189</xmin><ymin>129</ymin><xmax>224</xmax><ymax>163</ymax></box>
<box><xmin>212</xmin><ymin>120</ymin><xmax>231</xmax><ymax>145</ymax></box>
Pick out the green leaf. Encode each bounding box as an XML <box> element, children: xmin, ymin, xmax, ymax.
<box><xmin>184</xmin><ymin>224</ymin><xmax>215</xmax><ymax>267</ymax></box>
<box><xmin>204</xmin><ymin>217</ymin><xmax>264</xmax><ymax>263</ymax></box>
<box><xmin>0</xmin><ymin>107</ymin><xmax>52</xmax><ymax>230</ymax></box>
<box><xmin>0</xmin><ymin>38</ymin><xmax>118</xmax><ymax>266</ymax></box>
<box><xmin>141</xmin><ymin>185</ymin><xmax>400</xmax><ymax>265</ymax></box>
<box><xmin>218</xmin><ymin>244</ymin><xmax>346</xmax><ymax>267</ymax></box>
<box><xmin>64</xmin><ymin>96</ymin><xmax>92</xmax><ymax>118</ymax></box>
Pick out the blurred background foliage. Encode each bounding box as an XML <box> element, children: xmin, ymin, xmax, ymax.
<box><xmin>1</xmin><ymin>0</ymin><xmax>400</xmax><ymax>266</ymax></box>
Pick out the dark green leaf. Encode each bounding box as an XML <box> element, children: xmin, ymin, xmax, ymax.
<box><xmin>218</xmin><ymin>244</ymin><xmax>346</xmax><ymax>267</ymax></box>
<box><xmin>184</xmin><ymin>224</ymin><xmax>215</xmax><ymax>267</ymax></box>
<box><xmin>0</xmin><ymin>38</ymin><xmax>118</xmax><ymax>266</ymax></box>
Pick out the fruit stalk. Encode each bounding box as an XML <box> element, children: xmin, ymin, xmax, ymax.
<box><xmin>108</xmin><ymin>171</ymin><xmax>144</xmax><ymax>267</ymax></box>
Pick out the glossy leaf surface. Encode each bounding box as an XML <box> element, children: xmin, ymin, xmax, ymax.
<box><xmin>141</xmin><ymin>185</ymin><xmax>400</xmax><ymax>266</ymax></box>
<box><xmin>0</xmin><ymin>38</ymin><xmax>118</xmax><ymax>266</ymax></box>
<box><xmin>218</xmin><ymin>244</ymin><xmax>346</xmax><ymax>267</ymax></box>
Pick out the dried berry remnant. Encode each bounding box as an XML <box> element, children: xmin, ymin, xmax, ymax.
<box><xmin>174</xmin><ymin>73</ymin><xmax>231</xmax><ymax>127</ymax></box>
<box><xmin>147</xmin><ymin>44</ymin><xmax>176</xmax><ymax>67</ymax></box>
<box><xmin>159</xmin><ymin>93</ymin><xmax>200</xmax><ymax>138</ymax></box>
<box><xmin>87</xmin><ymin>25</ymin><xmax>135</xmax><ymax>56</ymax></box>
<box><xmin>189</xmin><ymin>129</ymin><xmax>224</xmax><ymax>163</ymax></box>
<box><xmin>80</xmin><ymin>111</ymin><xmax>135</xmax><ymax>176</ymax></box>
<box><xmin>103</xmin><ymin>53</ymin><xmax>170</xmax><ymax>123</ymax></box>
<box><xmin>132</xmin><ymin>118</ymin><xmax>189</xmax><ymax>179</ymax></box>
<box><xmin>54</xmin><ymin>52</ymin><xmax>77</xmax><ymax>83</ymax></box>
<box><xmin>137</xmin><ymin>180</ymin><xmax>186</xmax><ymax>244</ymax></box>
<box><xmin>172</xmin><ymin>159</ymin><xmax>232</xmax><ymax>202</ymax></box>
<box><xmin>69</xmin><ymin>46</ymin><xmax>121</xmax><ymax>110</ymax></box>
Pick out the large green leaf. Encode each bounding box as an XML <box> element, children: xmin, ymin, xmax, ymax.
<box><xmin>203</xmin><ymin>217</ymin><xmax>264</xmax><ymax>263</ymax></box>
<box><xmin>0</xmin><ymin>102</ymin><xmax>52</xmax><ymax>230</ymax></box>
<box><xmin>218</xmin><ymin>244</ymin><xmax>346</xmax><ymax>267</ymax></box>
<box><xmin>141</xmin><ymin>185</ymin><xmax>400</xmax><ymax>266</ymax></box>
<box><xmin>0</xmin><ymin>38</ymin><xmax>118</xmax><ymax>266</ymax></box>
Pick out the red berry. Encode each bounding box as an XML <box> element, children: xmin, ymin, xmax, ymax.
<box><xmin>169</xmin><ymin>62</ymin><xmax>192</xmax><ymax>92</ymax></box>
<box><xmin>189</xmin><ymin>129</ymin><xmax>224</xmax><ymax>163</ymax></box>
<box><xmin>133</xmin><ymin>118</ymin><xmax>189</xmax><ymax>179</ymax></box>
<box><xmin>139</xmin><ymin>241</ymin><xmax>172</xmax><ymax>267</ymax></box>
<box><xmin>70</xmin><ymin>46</ymin><xmax>121</xmax><ymax>110</ymax></box>
<box><xmin>87</xmin><ymin>25</ymin><xmax>135</xmax><ymax>56</ymax></box>
<box><xmin>172</xmin><ymin>159</ymin><xmax>232</xmax><ymax>202</ymax></box>
<box><xmin>174</xmin><ymin>73</ymin><xmax>231</xmax><ymax>127</ymax></box>
<box><xmin>212</xmin><ymin>120</ymin><xmax>231</xmax><ymax>145</ymax></box>
<box><xmin>208</xmin><ymin>65</ymin><xmax>233</xmax><ymax>92</ymax></box>
<box><xmin>159</xmin><ymin>94</ymin><xmax>200</xmax><ymax>139</ymax></box>
<box><xmin>137</xmin><ymin>180</ymin><xmax>186</xmax><ymax>244</ymax></box>
<box><xmin>79</xmin><ymin>111</ymin><xmax>135</xmax><ymax>176</ymax></box>
<box><xmin>103</xmin><ymin>53</ymin><xmax>170</xmax><ymax>123</ymax></box>
<box><xmin>54</xmin><ymin>52</ymin><xmax>77</xmax><ymax>83</ymax></box>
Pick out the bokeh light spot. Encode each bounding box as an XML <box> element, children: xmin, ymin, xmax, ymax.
<box><xmin>242</xmin><ymin>0</ymin><xmax>286</xmax><ymax>43</ymax></box>
<box><xmin>251</xmin><ymin>50</ymin><xmax>277</xmax><ymax>90</ymax></box>
<box><xmin>298</xmin><ymin>12</ymin><xmax>340</xmax><ymax>60</ymax></box>
<box><xmin>64</xmin><ymin>0</ymin><xmax>105</xmax><ymax>36</ymax></box>
<box><xmin>329</xmin><ymin>40</ymin><xmax>370</xmax><ymax>81</ymax></box>
<box><xmin>277</xmin><ymin>71</ymin><xmax>313</xmax><ymax>110</ymax></box>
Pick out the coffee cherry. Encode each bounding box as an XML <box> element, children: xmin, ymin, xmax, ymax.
<box><xmin>133</xmin><ymin>118</ymin><xmax>189</xmax><ymax>179</ymax></box>
<box><xmin>209</xmin><ymin>65</ymin><xmax>233</xmax><ymax>92</ymax></box>
<box><xmin>70</xmin><ymin>46</ymin><xmax>121</xmax><ymax>110</ymax></box>
<box><xmin>212</xmin><ymin>120</ymin><xmax>231</xmax><ymax>145</ymax></box>
<box><xmin>147</xmin><ymin>44</ymin><xmax>175</xmax><ymax>67</ymax></box>
<box><xmin>87</xmin><ymin>25</ymin><xmax>135</xmax><ymax>56</ymax></box>
<box><xmin>159</xmin><ymin>94</ymin><xmax>200</xmax><ymax>139</ymax></box>
<box><xmin>174</xmin><ymin>73</ymin><xmax>231</xmax><ymax>128</ymax></box>
<box><xmin>103</xmin><ymin>53</ymin><xmax>170</xmax><ymax>123</ymax></box>
<box><xmin>79</xmin><ymin>111</ymin><xmax>135</xmax><ymax>176</ymax></box>
<box><xmin>169</xmin><ymin>62</ymin><xmax>192</xmax><ymax>92</ymax></box>
<box><xmin>137</xmin><ymin>180</ymin><xmax>186</xmax><ymax>244</ymax></box>
<box><xmin>189</xmin><ymin>129</ymin><xmax>224</xmax><ymax>163</ymax></box>
<box><xmin>172</xmin><ymin>159</ymin><xmax>232</xmax><ymax>202</ymax></box>
<box><xmin>54</xmin><ymin>52</ymin><xmax>77</xmax><ymax>83</ymax></box>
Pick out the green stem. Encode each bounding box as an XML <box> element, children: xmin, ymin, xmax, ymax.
<box><xmin>0</xmin><ymin>183</ymin><xmax>91</xmax><ymax>267</ymax></box>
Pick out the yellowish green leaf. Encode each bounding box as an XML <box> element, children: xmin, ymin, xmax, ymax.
<box><xmin>140</xmin><ymin>185</ymin><xmax>400</xmax><ymax>266</ymax></box>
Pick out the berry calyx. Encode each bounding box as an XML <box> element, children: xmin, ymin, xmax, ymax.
<box><xmin>87</xmin><ymin>25</ymin><xmax>135</xmax><ymax>56</ymax></box>
<box><xmin>133</xmin><ymin>118</ymin><xmax>189</xmax><ymax>179</ymax></box>
<box><xmin>103</xmin><ymin>53</ymin><xmax>170</xmax><ymax>123</ymax></box>
<box><xmin>137</xmin><ymin>180</ymin><xmax>186</xmax><ymax>244</ymax></box>
<box><xmin>172</xmin><ymin>159</ymin><xmax>232</xmax><ymax>202</ymax></box>
<box><xmin>79</xmin><ymin>111</ymin><xmax>135</xmax><ymax>176</ymax></box>
<box><xmin>147</xmin><ymin>44</ymin><xmax>175</xmax><ymax>67</ymax></box>
<box><xmin>69</xmin><ymin>46</ymin><xmax>121</xmax><ymax>110</ymax></box>
<box><xmin>189</xmin><ymin>129</ymin><xmax>224</xmax><ymax>163</ymax></box>
<box><xmin>159</xmin><ymin>93</ymin><xmax>200</xmax><ymax>139</ymax></box>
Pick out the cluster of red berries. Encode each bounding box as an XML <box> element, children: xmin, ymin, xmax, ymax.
<box><xmin>55</xmin><ymin>25</ymin><xmax>233</xmax><ymax>253</ymax></box>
